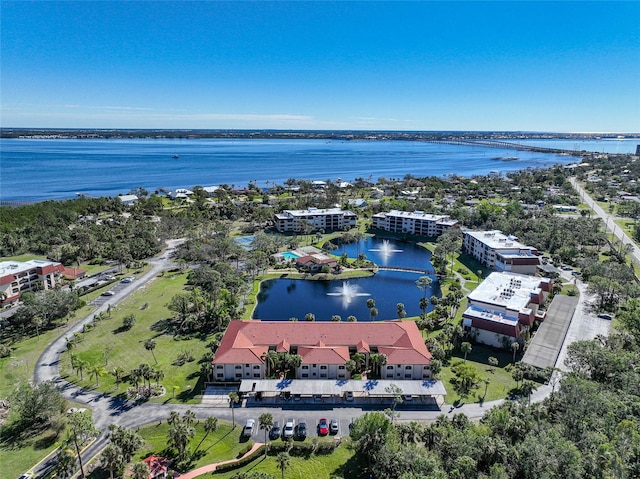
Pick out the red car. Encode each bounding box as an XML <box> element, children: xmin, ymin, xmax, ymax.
<box><xmin>318</xmin><ymin>418</ymin><xmax>329</xmax><ymax>436</ymax></box>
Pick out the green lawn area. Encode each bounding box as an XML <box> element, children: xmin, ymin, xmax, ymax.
<box><xmin>0</xmin><ymin>254</ymin><xmax>47</xmax><ymax>263</ymax></box>
<box><xmin>58</xmin><ymin>271</ymin><xmax>211</xmax><ymax>404</ymax></box>
<box><xmin>439</xmin><ymin>344</ymin><xmax>519</xmax><ymax>404</ymax></box>
<box><xmin>0</xmin><ymin>425</ymin><xmax>60</xmax><ymax>479</ymax></box>
<box><xmin>135</xmin><ymin>420</ymin><xmax>251</xmax><ymax>470</ymax></box>
<box><xmin>212</xmin><ymin>441</ymin><xmax>358</xmax><ymax>479</ymax></box>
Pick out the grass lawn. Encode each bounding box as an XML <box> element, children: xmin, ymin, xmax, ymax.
<box><xmin>135</xmin><ymin>420</ymin><xmax>251</xmax><ymax>470</ymax></box>
<box><xmin>438</xmin><ymin>344</ymin><xmax>519</xmax><ymax>404</ymax></box>
<box><xmin>0</xmin><ymin>254</ymin><xmax>47</xmax><ymax>263</ymax></box>
<box><xmin>212</xmin><ymin>441</ymin><xmax>358</xmax><ymax>479</ymax></box>
<box><xmin>0</xmin><ymin>425</ymin><xmax>60</xmax><ymax>479</ymax></box>
<box><xmin>58</xmin><ymin>271</ymin><xmax>211</xmax><ymax>404</ymax></box>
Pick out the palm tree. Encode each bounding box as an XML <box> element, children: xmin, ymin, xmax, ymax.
<box><xmin>276</xmin><ymin>452</ymin><xmax>291</xmax><ymax>479</ymax></box>
<box><xmin>352</xmin><ymin>353</ymin><xmax>365</xmax><ymax>373</ymax></box>
<box><xmin>168</xmin><ymin>420</ymin><xmax>195</xmax><ymax>462</ymax></box>
<box><xmin>228</xmin><ymin>392</ymin><xmax>239</xmax><ymax>429</ymax></box>
<box><xmin>419</xmin><ymin>296</ymin><xmax>429</xmax><ymax>316</ymax></box>
<box><xmin>304</xmin><ymin>312</ymin><xmax>315</xmax><ymax>322</ymax></box>
<box><xmin>183</xmin><ymin>409</ymin><xmax>197</xmax><ymax>426</ymax></box>
<box><xmin>88</xmin><ymin>364</ymin><xmax>107</xmax><ymax>386</ymax></box>
<box><xmin>396</xmin><ymin>303</ymin><xmax>406</xmax><ymax>319</ymax></box>
<box><xmin>520</xmin><ymin>380</ymin><xmax>536</xmax><ymax>404</ymax></box>
<box><xmin>331</xmin><ymin>315</ymin><xmax>342</xmax><ymax>322</ymax></box>
<box><xmin>461</xmin><ymin>342</ymin><xmax>472</xmax><ymax>363</ymax></box>
<box><xmin>511</xmin><ymin>341</ymin><xmax>520</xmax><ymax>363</ymax></box>
<box><xmin>54</xmin><ymin>448</ymin><xmax>76</xmax><ymax>479</ymax></box>
<box><xmin>167</xmin><ymin>410</ymin><xmax>180</xmax><ymax>426</ymax></box>
<box><xmin>259</xmin><ymin>413</ymin><xmax>274</xmax><ymax>457</ymax></box>
<box><xmin>193</xmin><ymin>416</ymin><xmax>218</xmax><ymax>455</ymax></box>
<box><xmin>101</xmin><ymin>444</ymin><xmax>124</xmax><ymax>479</ymax></box>
<box><xmin>415</xmin><ymin>276</ymin><xmax>433</xmax><ymax>298</ymax></box>
<box><xmin>347</xmin><ymin>315</ymin><xmax>357</xmax><ymax>322</ymax></box>
<box><xmin>366</xmin><ymin>298</ymin><xmax>376</xmax><ymax>310</ymax></box>
<box><xmin>263</xmin><ymin>350</ymin><xmax>279</xmax><ymax>378</ymax></box>
<box><xmin>130</xmin><ymin>462</ymin><xmax>150</xmax><ymax>479</ymax></box>
<box><xmin>144</xmin><ymin>338</ymin><xmax>157</xmax><ymax>364</ymax></box>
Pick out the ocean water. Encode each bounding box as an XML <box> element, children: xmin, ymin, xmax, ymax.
<box><xmin>0</xmin><ymin>138</ymin><xmax>616</xmax><ymax>202</ymax></box>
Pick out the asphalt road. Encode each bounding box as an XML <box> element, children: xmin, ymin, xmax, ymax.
<box><xmin>569</xmin><ymin>176</ymin><xmax>640</xmax><ymax>265</ymax></box>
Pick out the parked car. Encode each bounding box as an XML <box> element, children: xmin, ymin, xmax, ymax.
<box><xmin>318</xmin><ymin>418</ymin><xmax>329</xmax><ymax>436</ymax></box>
<box><xmin>597</xmin><ymin>313</ymin><xmax>613</xmax><ymax>320</ymax></box>
<box><xmin>344</xmin><ymin>391</ymin><xmax>354</xmax><ymax>401</ymax></box>
<box><xmin>403</xmin><ymin>394</ymin><xmax>413</xmax><ymax>401</ymax></box>
<box><xmin>120</xmin><ymin>276</ymin><xmax>135</xmax><ymax>283</ymax></box>
<box><xmin>296</xmin><ymin>419</ymin><xmax>307</xmax><ymax>439</ymax></box>
<box><xmin>101</xmin><ymin>290</ymin><xmax>115</xmax><ymax>296</ymax></box>
<box><xmin>283</xmin><ymin>418</ymin><xmax>295</xmax><ymax>438</ymax></box>
<box><xmin>242</xmin><ymin>418</ymin><xmax>255</xmax><ymax>437</ymax></box>
<box><xmin>269</xmin><ymin>421</ymin><xmax>281</xmax><ymax>440</ymax></box>
<box><xmin>329</xmin><ymin>419</ymin><xmax>339</xmax><ymax>434</ymax></box>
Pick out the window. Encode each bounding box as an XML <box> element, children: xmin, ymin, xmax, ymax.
<box><xmin>235</xmin><ymin>373</ymin><xmax>242</xmax><ymax>378</ymax></box>
<box><xmin>387</xmin><ymin>365</ymin><xmax>393</xmax><ymax>370</ymax></box>
<box><xmin>235</xmin><ymin>365</ymin><xmax>242</xmax><ymax>369</ymax></box>
<box><xmin>302</xmin><ymin>373</ymin><xmax>309</xmax><ymax>378</ymax></box>
<box><xmin>216</xmin><ymin>365</ymin><xmax>223</xmax><ymax>369</ymax></box>
<box><xmin>405</xmin><ymin>373</ymin><xmax>412</xmax><ymax>378</ymax></box>
<box><xmin>405</xmin><ymin>365</ymin><xmax>412</xmax><ymax>370</ymax></box>
<box><xmin>253</xmin><ymin>373</ymin><xmax>260</xmax><ymax>378</ymax></box>
<box><xmin>312</xmin><ymin>364</ymin><xmax>317</xmax><ymax>368</ymax></box>
<box><xmin>423</xmin><ymin>366</ymin><xmax>430</xmax><ymax>370</ymax></box>
<box><xmin>245</xmin><ymin>364</ymin><xmax>250</xmax><ymax>367</ymax></box>
<box><xmin>320</xmin><ymin>365</ymin><xmax>327</xmax><ymax>370</ymax></box>
<box><xmin>302</xmin><ymin>365</ymin><xmax>309</xmax><ymax>370</ymax></box>
<box><xmin>253</xmin><ymin>365</ymin><xmax>260</xmax><ymax>369</ymax></box>
<box><xmin>320</xmin><ymin>374</ymin><xmax>327</xmax><ymax>378</ymax></box>
<box><xmin>338</xmin><ymin>365</ymin><xmax>345</xmax><ymax>370</ymax></box>
<box><xmin>216</xmin><ymin>373</ymin><xmax>224</xmax><ymax>378</ymax></box>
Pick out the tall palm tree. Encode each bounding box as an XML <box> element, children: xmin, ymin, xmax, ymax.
<box><xmin>130</xmin><ymin>462</ymin><xmax>150</xmax><ymax>479</ymax></box>
<box><xmin>259</xmin><ymin>413</ymin><xmax>274</xmax><ymax>457</ymax></box>
<box><xmin>347</xmin><ymin>315</ymin><xmax>357</xmax><ymax>322</ymax></box>
<box><xmin>88</xmin><ymin>364</ymin><xmax>107</xmax><ymax>386</ymax></box>
<box><xmin>168</xmin><ymin>420</ymin><xmax>195</xmax><ymax>462</ymax></box>
<box><xmin>143</xmin><ymin>339</ymin><xmax>157</xmax><ymax>364</ymax></box>
<box><xmin>228</xmin><ymin>392</ymin><xmax>239</xmax><ymax>429</ymax></box>
<box><xmin>193</xmin><ymin>416</ymin><xmax>218</xmax><ymax>454</ymax></box>
<box><xmin>461</xmin><ymin>342</ymin><xmax>472</xmax><ymax>363</ymax></box>
<box><xmin>101</xmin><ymin>444</ymin><xmax>124</xmax><ymax>479</ymax></box>
<box><xmin>276</xmin><ymin>452</ymin><xmax>291</xmax><ymax>479</ymax></box>
<box><xmin>54</xmin><ymin>448</ymin><xmax>76</xmax><ymax>479</ymax></box>
<box><xmin>167</xmin><ymin>410</ymin><xmax>180</xmax><ymax>426</ymax></box>
<box><xmin>511</xmin><ymin>341</ymin><xmax>520</xmax><ymax>363</ymax></box>
<box><xmin>183</xmin><ymin>409</ymin><xmax>197</xmax><ymax>426</ymax></box>
<box><xmin>415</xmin><ymin>276</ymin><xmax>433</xmax><ymax>298</ymax></box>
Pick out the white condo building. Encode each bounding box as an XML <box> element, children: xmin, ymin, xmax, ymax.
<box><xmin>274</xmin><ymin>207</ymin><xmax>357</xmax><ymax>233</ymax></box>
<box><xmin>462</xmin><ymin>272</ymin><xmax>551</xmax><ymax>348</ymax></box>
<box><xmin>463</xmin><ymin>230</ymin><xmax>541</xmax><ymax>275</ymax></box>
<box><xmin>372</xmin><ymin>210</ymin><xmax>459</xmax><ymax>237</ymax></box>
<box><xmin>0</xmin><ymin>260</ymin><xmax>65</xmax><ymax>305</ymax></box>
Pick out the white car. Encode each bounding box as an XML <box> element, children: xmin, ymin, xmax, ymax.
<box><xmin>242</xmin><ymin>418</ymin><xmax>255</xmax><ymax>437</ymax></box>
<box><xmin>283</xmin><ymin>418</ymin><xmax>295</xmax><ymax>438</ymax></box>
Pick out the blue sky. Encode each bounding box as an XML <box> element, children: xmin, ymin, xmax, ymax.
<box><xmin>2</xmin><ymin>1</ymin><xmax>639</xmax><ymax>132</ymax></box>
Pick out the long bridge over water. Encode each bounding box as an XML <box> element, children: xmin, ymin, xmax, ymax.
<box><xmin>425</xmin><ymin>138</ymin><xmax>576</xmax><ymax>155</ymax></box>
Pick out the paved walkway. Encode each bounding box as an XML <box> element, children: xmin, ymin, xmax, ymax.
<box><xmin>178</xmin><ymin>442</ymin><xmax>264</xmax><ymax>479</ymax></box>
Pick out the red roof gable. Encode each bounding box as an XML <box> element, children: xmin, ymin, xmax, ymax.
<box><xmin>214</xmin><ymin>320</ymin><xmax>432</xmax><ymax>366</ymax></box>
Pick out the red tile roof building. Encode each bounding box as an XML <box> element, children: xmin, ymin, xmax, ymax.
<box><xmin>213</xmin><ymin>320</ymin><xmax>433</xmax><ymax>382</ymax></box>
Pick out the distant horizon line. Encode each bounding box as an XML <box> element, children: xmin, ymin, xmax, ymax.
<box><xmin>2</xmin><ymin>127</ymin><xmax>640</xmax><ymax>136</ymax></box>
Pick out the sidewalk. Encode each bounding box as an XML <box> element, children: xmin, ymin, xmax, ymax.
<box><xmin>177</xmin><ymin>442</ymin><xmax>264</xmax><ymax>479</ymax></box>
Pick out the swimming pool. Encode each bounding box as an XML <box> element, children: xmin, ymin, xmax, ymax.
<box><xmin>282</xmin><ymin>251</ymin><xmax>301</xmax><ymax>260</ymax></box>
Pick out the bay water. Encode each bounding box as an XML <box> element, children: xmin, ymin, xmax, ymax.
<box><xmin>1</xmin><ymin>137</ymin><xmax>632</xmax><ymax>202</ymax></box>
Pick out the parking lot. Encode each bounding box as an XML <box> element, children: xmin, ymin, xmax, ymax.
<box><xmin>241</xmin><ymin>415</ymin><xmax>348</xmax><ymax>441</ymax></box>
